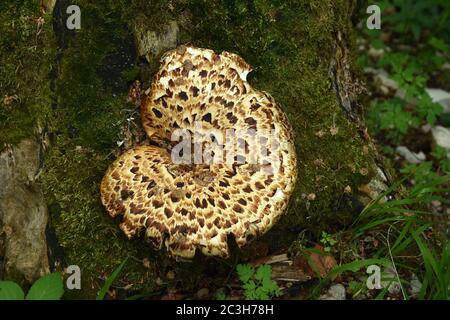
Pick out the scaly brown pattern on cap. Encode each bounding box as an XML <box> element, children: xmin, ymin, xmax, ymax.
<box><xmin>101</xmin><ymin>46</ymin><xmax>297</xmax><ymax>258</ymax></box>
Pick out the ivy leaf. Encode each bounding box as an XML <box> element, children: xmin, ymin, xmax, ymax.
<box><xmin>26</xmin><ymin>273</ymin><xmax>64</xmax><ymax>300</ymax></box>
<box><xmin>0</xmin><ymin>281</ymin><xmax>25</xmax><ymax>300</ymax></box>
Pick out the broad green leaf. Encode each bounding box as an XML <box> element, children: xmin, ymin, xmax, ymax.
<box><xmin>26</xmin><ymin>273</ymin><xmax>64</xmax><ymax>300</ymax></box>
<box><xmin>0</xmin><ymin>281</ymin><xmax>25</xmax><ymax>300</ymax></box>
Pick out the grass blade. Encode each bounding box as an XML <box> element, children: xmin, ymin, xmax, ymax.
<box><xmin>96</xmin><ymin>258</ymin><xmax>128</xmax><ymax>300</ymax></box>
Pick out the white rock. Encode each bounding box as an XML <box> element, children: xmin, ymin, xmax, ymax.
<box><xmin>374</xmin><ymin>73</ymin><xmax>399</xmax><ymax>92</ymax></box>
<box><xmin>426</xmin><ymin>88</ymin><xmax>450</xmax><ymax>113</ymax></box>
<box><xmin>368</xmin><ymin>47</ymin><xmax>385</xmax><ymax>60</ymax></box>
<box><xmin>431</xmin><ymin>126</ymin><xmax>450</xmax><ymax>150</ymax></box>
<box><xmin>396</xmin><ymin>146</ymin><xmax>426</xmax><ymax>164</ymax></box>
<box><xmin>319</xmin><ymin>284</ymin><xmax>346</xmax><ymax>300</ymax></box>
<box><xmin>381</xmin><ymin>265</ymin><xmax>402</xmax><ymax>295</ymax></box>
<box><xmin>408</xmin><ymin>274</ymin><xmax>422</xmax><ymax>298</ymax></box>
<box><xmin>421</xmin><ymin>124</ymin><xmax>432</xmax><ymax>133</ymax></box>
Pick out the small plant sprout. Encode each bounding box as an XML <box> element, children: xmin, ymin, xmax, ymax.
<box><xmin>236</xmin><ymin>264</ymin><xmax>281</xmax><ymax>300</ymax></box>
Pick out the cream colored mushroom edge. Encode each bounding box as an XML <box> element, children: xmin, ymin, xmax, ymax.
<box><xmin>100</xmin><ymin>45</ymin><xmax>297</xmax><ymax>258</ymax></box>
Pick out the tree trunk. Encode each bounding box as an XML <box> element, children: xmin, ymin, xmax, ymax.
<box><xmin>0</xmin><ymin>0</ymin><xmax>389</xmax><ymax>298</ymax></box>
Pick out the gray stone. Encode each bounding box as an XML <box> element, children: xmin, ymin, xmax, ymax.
<box><xmin>395</xmin><ymin>146</ymin><xmax>426</xmax><ymax>164</ymax></box>
<box><xmin>426</xmin><ymin>88</ymin><xmax>450</xmax><ymax>114</ymax></box>
<box><xmin>408</xmin><ymin>274</ymin><xmax>422</xmax><ymax>298</ymax></box>
<box><xmin>319</xmin><ymin>284</ymin><xmax>346</xmax><ymax>300</ymax></box>
<box><xmin>381</xmin><ymin>265</ymin><xmax>402</xmax><ymax>295</ymax></box>
<box><xmin>431</xmin><ymin>126</ymin><xmax>450</xmax><ymax>150</ymax></box>
<box><xmin>196</xmin><ymin>288</ymin><xmax>210</xmax><ymax>299</ymax></box>
<box><xmin>0</xmin><ymin>139</ymin><xmax>49</xmax><ymax>283</ymax></box>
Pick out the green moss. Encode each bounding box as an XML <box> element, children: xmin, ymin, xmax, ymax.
<box><xmin>43</xmin><ymin>141</ymin><xmax>159</xmax><ymax>298</ymax></box>
<box><xmin>41</xmin><ymin>0</ymin><xmax>159</xmax><ymax>298</ymax></box>
<box><xmin>0</xmin><ymin>0</ymin><xmax>55</xmax><ymax>146</ymax></box>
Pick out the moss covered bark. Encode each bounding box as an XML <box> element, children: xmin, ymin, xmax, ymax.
<box><xmin>0</xmin><ymin>0</ymin><xmax>55</xmax><ymax>145</ymax></box>
<box><xmin>1</xmin><ymin>0</ymin><xmax>376</xmax><ymax>298</ymax></box>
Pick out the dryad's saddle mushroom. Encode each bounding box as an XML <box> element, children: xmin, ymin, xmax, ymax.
<box><xmin>101</xmin><ymin>46</ymin><xmax>297</xmax><ymax>258</ymax></box>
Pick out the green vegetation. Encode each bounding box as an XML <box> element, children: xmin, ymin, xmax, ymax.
<box><xmin>332</xmin><ymin>166</ymin><xmax>449</xmax><ymax>299</ymax></box>
<box><xmin>236</xmin><ymin>264</ymin><xmax>281</xmax><ymax>300</ymax></box>
<box><xmin>305</xmin><ymin>165</ymin><xmax>449</xmax><ymax>299</ymax></box>
<box><xmin>304</xmin><ymin>0</ymin><xmax>450</xmax><ymax>300</ymax></box>
<box><xmin>96</xmin><ymin>258</ymin><xmax>128</xmax><ymax>300</ymax></box>
<box><xmin>215</xmin><ymin>291</ymin><xmax>230</xmax><ymax>300</ymax></box>
<box><xmin>362</xmin><ymin>1</ymin><xmax>450</xmax><ymax>146</ymax></box>
<box><xmin>0</xmin><ymin>260</ymin><xmax>135</xmax><ymax>301</ymax></box>
<box><xmin>41</xmin><ymin>0</ymin><xmax>160</xmax><ymax>298</ymax></box>
<box><xmin>320</xmin><ymin>231</ymin><xmax>337</xmax><ymax>253</ymax></box>
<box><xmin>321</xmin><ymin>0</ymin><xmax>450</xmax><ymax>298</ymax></box>
<box><xmin>0</xmin><ymin>273</ymin><xmax>64</xmax><ymax>300</ymax></box>
<box><xmin>367</xmin><ymin>51</ymin><xmax>444</xmax><ymax>143</ymax></box>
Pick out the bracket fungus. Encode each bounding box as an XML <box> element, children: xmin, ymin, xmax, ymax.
<box><xmin>101</xmin><ymin>46</ymin><xmax>297</xmax><ymax>258</ymax></box>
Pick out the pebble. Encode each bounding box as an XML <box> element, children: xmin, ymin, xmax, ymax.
<box><xmin>381</xmin><ymin>265</ymin><xmax>402</xmax><ymax>295</ymax></box>
<box><xmin>426</xmin><ymin>88</ymin><xmax>450</xmax><ymax>114</ymax></box>
<box><xmin>408</xmin><ymin>274</ymin><xmax>422</xmax><ymax>298</ymax></box>
<box><xmin>319</xmin><ymin>284</ymin><xmax>346</xmax><ymax>300</ymax></box>
<box><xmin>396</xmin><ymin>146</ymin><xmax>426</xmax><ymax>164</ymax></box>
<box><xmin>368</xmin><ymin>47</ymin><xmax>385</xmax><ymax>60</ymax></box>
<box><xmin>196</xmin><ymin>288</ymin><xmax>210</xmax><ymax>299</ymax></box>
<box><xmin>431</xmin><ymin>126</ymin><xmax>450</xmax><ymax>150</ymax></box>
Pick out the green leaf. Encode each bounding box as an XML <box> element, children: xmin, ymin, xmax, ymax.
<box><xmin>328</xmin><ymin>258</ymin><xmax>390</xmax><ymax>278</ymax></box>
<box><xmin>97</xmin><ymin>258</ymin><xmax>128</xmax><ymax>300</ymax></box>
<box><xmin>429</xmin><ymin>37</ymin><xmax>450</xmax><ymax>53</ymax></box>
<box><xmin>237</xmin><ymin>264</ymin><xmax>254</xmax><ymax>284</ymax></box>
<box><xmin>262</xmin><ymin>277</ymin><xmax>280</xmax><ymax>296</ymax></box>
<box><xmin>26</xmin><ymin>273</ymin><xmax>64</xmax><ymax>300</ymax></box>
<box><xmin>255</xmin><ymin>264</ymin><xmax>271</xmax><ymax>281</ymax></box>
<box><xmin>254</xmin><ymin>286</ymin><xmax>269</xmax><ymax>300</ymax></box>
<box><xmin>371</xmin><ymin>39</ymin><xmax>385</xmax><ymax>49</ymax></box>
<box><xmin>0</xmin><ymin>281</ymin><xmax>25</xmax><ymax>300</ymax></box>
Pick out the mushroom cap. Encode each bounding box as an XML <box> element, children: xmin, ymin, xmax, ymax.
<box><xmin>100</xmin><ymin>46</ymin><xmax>297</xmax><ymax>258</ymax></box>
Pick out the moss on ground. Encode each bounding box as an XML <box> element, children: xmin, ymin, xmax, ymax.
<box><xmin>2</xmin><ymin>0</ymin><xmax>376</xmax><ymax>297</ymax></box>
